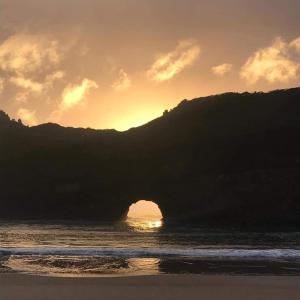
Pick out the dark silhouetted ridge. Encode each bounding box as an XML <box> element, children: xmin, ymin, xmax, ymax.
<box><xmin>0</xmin><ymin>88</ymin><xmax>300</xmax><ymax>226</ymax></box>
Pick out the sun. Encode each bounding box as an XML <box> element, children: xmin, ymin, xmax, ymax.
<box><xmin>112</xmin><ymin>109</ymin><xmax>162</xmax><ymax>131</ymax></box>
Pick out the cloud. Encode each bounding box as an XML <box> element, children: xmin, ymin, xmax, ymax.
<box><xmin>0</xmin><ymin>34</ymin><xmax>65</xmax><ymax>104</ymax></box>
<box><xmin>147</xmin><ymin>39</ymin><xmax>200</xmax><ymax>82</ymax></box>
<box><xmin>9</xmin><ymin>71</ymin><xmax>64</xmax><ymax>100</ymax></box>
<box><xmin>15</xmin><ymin>92</ymin><xmax>30</xmax><ymax>104</ymax></box>
<box><xmin>0</xmin><ymin>78</ymin><xmax>4</xmax><ymax>93</ymax></box>
<box><xmin>240</xmin><ymin>38</ymin><xmax>299</xmax><ymax>84</ymax></box>
<box><xmin>60</xmin><ymin>78</ymin><xmax>98</xmax><ymax>112</ymax></box>
<box><xmin>290</xmin><ymin>37</ymin><xmax>300</xmax><ymax>53</ymax></box>
<box><xmin>211</xmin><ymin>63</ymin><xmax>233</xmax><ymax>76</ymax></box>
<box><xmin>112</xmin><ymin>69</ymin><xmax>131</xmax><ymax>91</ymax></box>
<box><xmin>16</xmin><ymin>108</ymin><xmax>38</xmax><ymax>126</ymax></box>
<box><xmin>48</xmin><ymin>78</ymin><xmax>98</xmax><ymax>122</ymax></box>
<box><xmin>44</xmin><ymin>70</ymin><xmax>65</xmax><ymax>88</ymax></box>
<box><xmin>0</xmin><ymin>33</ymin><xmax>61</xmax><ymax>75</ymax></box>
<box><xmin>45</xmin><ymin>70</ymin><xmax>65</xmax><ymax>83</ymax></box>
<box><xmin>10</xmin><ymin>77</ymin><xmax>44</xmax><ymax>93</ymax></box>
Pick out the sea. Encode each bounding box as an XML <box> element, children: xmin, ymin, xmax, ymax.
<box><xmin>0</xmin><ymin>218</ymin><xmax>300</xmax><ymax>277</ymax></box>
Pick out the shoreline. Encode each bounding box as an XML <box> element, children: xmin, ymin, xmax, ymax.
<box><xmin>0</xmin><ymin>273</ymin><xmax>299</xmax><ymax>300</ymax></box>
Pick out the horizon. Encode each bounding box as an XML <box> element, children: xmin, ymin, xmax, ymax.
<box><xmin>2</xmin><ymin>86</ymin><xmax>299</xmax><ymax>131</ymax></box>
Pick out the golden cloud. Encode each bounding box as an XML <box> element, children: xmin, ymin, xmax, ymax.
<box><xmin>10</xmin><ymin>77</ymin><xmax>44</xmax><ymax>93</ymax></box>
<box><xmin>147</xmin><ymin>39</ymin><xmax>200</xmax><ymax>82</ymax></box>
<box><xmin>16</xmin><ymin>108</ymin><xmax>38</xmax><ymax>126</ymax></box>
<box><xmin>290</xmin><ymin>37</ymin><xmax>300</xmax><ymax>53</ymax></box>
<box><xmin>0</xmin><ymin>34</ymin><xmax>61</xmax><ymax>75</ymax></box>
<box><xmin>211</xmin><ymin>63</ymin><xmax>233</xmax><ymax>76</ymax></box>
<box><xmin>112</xmin><ymin>69</ymin><xmax>131</xmax><ymax>91</ymax></box>
<box><xmin>45</xmin><ymin>71</ymin><xmax>65</xmax><ymax>86</ymax></box>
<box><xmin>9</xmin><ymin>71</ymin><xmax>64</xmax><ymax>102</ymax></box>
<box><xmin>60</xmin><ymin>78</ymin><xmax>98</xmax><ymax>111</ymax></box>
<box><xmin>0</xmin><ymin>34</ymin><xmax>65</xmax><ymax>104</ymax></box>
<box><xmin>241</xmin><ymin>38</ymin><xmax>299</xmax><ymax>84</ymax></box>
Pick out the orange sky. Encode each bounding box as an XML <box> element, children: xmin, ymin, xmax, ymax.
<box><xmin>0</xmin><ymin>0</ymin><xmax>300</xmax><ymax>130</ymax></box>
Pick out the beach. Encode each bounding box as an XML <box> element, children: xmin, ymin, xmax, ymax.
<box><xmin>0</xmin><ymin>274</ymin><xmax>299</xmax><ymax>300</ymax></box>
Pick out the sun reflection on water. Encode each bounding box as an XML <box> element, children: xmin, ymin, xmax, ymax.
<box><xmin>125</xmin><ymin>218</ymin><xmax>163</xmax><ymax>232</ymax></box>
<box><xmin>126</xmin><ymin>200</ymin><xmax>163</xmax><ymax>232</ymax></box>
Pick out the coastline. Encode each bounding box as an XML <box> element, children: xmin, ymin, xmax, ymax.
<box><xmin>0</xmin><ymin>274</ymin><xmax>299</xmax><ymax>300</ymax></box>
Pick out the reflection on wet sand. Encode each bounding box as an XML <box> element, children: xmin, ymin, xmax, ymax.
<box><xmin>128</xmin><ymin>258</ymin><xmax>160</xmax><ymax>275</ymax></box>
<box><xmin>4</xmin><ymin>255</ymin><xmax>300</xmax><ymax>277</ymax></box>
<box><xmin>3</xmin><ymin>255</ymin><xmax>161</xmax><ymax>277</ymax></box>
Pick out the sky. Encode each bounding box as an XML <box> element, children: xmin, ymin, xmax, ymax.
<box><xmin>0</xmin><ymin>0</ymin><xmax>300</xmax><ymax>130</ymax></box>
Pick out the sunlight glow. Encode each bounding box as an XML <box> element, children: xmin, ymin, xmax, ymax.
<box><xmin>113</xmin><ymin>108</ymin><xmax>162</xmax><ymax>131</ymax></box>
<box><xmin>127</xmin><ymin>200</ymin><xmax>163</xmax><ymax>219</ymax></box>
<box><xmin>126</xmin><ymin>200</ymin><xmax>163</xmax><ymax>231</ymax></box>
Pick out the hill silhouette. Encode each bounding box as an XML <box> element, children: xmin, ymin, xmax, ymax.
<box><xmin>0</xmin><ymin>88</ymin><xmax>300</xmax><ymax>226</ymax></box>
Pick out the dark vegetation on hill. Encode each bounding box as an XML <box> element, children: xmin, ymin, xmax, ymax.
<box><xmin>0</xmin><ymin>88</ymin><xmax>300</xmax><ymax>226</ymax></box>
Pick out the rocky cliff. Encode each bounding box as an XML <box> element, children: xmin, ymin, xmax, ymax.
<box><xmin>0</xmin><ymin>88</ymin><xmax>300</xmax><ymax>226</ymax></box>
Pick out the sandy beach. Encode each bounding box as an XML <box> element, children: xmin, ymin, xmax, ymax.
<box><xmin>0</xmin><ymin>274</ymin><xmax>299</xmax><ymax>300</ymax></box>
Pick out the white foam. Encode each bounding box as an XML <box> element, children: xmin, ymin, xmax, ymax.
<box><xmin>1</xmin><ymin>247</ymin><xmax>300</xmax><ymax>259</ymax></box>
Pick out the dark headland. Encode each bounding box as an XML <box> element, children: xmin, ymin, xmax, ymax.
<box><xmin>0</xmin><ymin>88</ymin><xmax>300</xmax><ymax>226</ymax></box>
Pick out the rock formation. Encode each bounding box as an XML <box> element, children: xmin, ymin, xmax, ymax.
<box><xmin>0</xmin><ymin>88</ymin><xmax>299</xmax><ymax>226</ymax></box>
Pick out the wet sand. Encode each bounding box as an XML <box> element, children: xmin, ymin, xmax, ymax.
<box><xmin>0</xmin><ymin>274</ymin><xmax>299</xmax><ymax>300</ymax></box>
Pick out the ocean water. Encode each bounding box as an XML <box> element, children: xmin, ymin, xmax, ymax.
<box><xmin>0</xmin><ymin>218</ymin><xmax>299</xmax><ymax>277</ymax></box>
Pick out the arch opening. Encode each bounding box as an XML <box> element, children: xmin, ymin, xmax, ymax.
<box><xmin>126</xmin><ymin>200</ymin><xmax>163</xmax><ymax>231</ymax></box>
